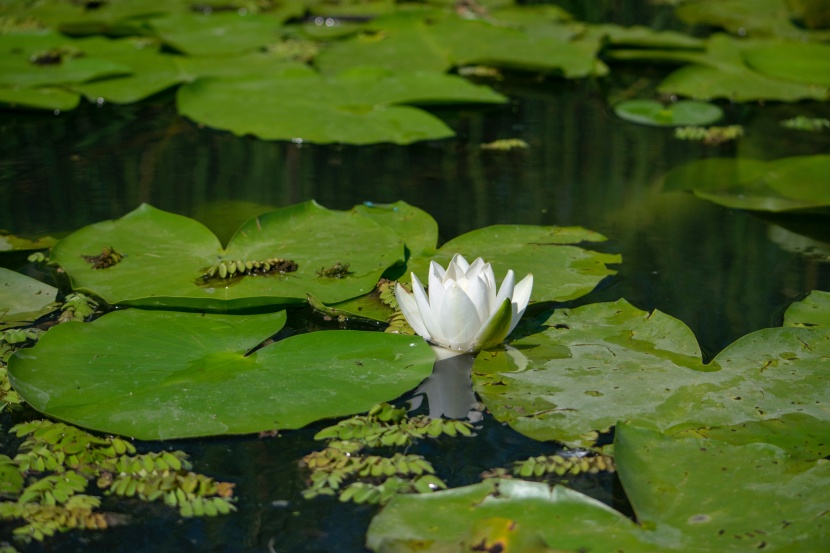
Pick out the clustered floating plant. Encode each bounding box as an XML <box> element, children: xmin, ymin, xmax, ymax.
<box><xmin>301</xmin><ymin>403</ymin><xmax>473</xmax><ymax>504</ymax></box>
<box><xmin>0</xmin><ymin>420</ymin><xmax>235</xmax><ymax>544</ymax></box>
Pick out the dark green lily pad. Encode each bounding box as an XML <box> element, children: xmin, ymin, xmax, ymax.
<box><xmin>406</xmin><ymin>225</ymin><xmax>620</xmax><ymax>303</ymax></box>
<box><xmin>472</xmin><ymin>298</ymin><xmax>830</xmax><ymax>447</ymax></box>
<box><xmin>366</xmin><ymin>479</ymin><xmax>653</xmax><ymax>553</ymax></box>
<box><xmin>614</xmin><ymin>99</ymin><xmax>723</xmax><ymax>127</ymax></box>
<box><xmin>149</xmin><ymin>10</ymin><xmax>300</xmax><ymax>56</ymax></box>
<box><xmin>743</xmin><ymin>42</ymin><xmax>830</xmax><ymax>88</ymax></box>
<box><xmin>177</xmin><ymin>67</ymin><xmax>505</xmax><ymax>144</ymax></box>
<box><xmin>0</xmin><ymin>85</ymin><xmax>80</xmax><ymax>111</ymax></box>
<box><xmin>784</xmin><ymin>290</ymin><xmax>830</xmax><ymax>328</ymax></box>
<box><xmin>663</xmin><ymin>155</ymin><xmax>830</xmax><ymax>212</ymax></box>
<box><xmin>50</xmin><ymin>202</ymin><xmax>404</xmax><ymax>310</ymax></box>
<box><xmin>0</xmin><ymin>269</ymin><xmax>59</xmax><ymax>330</ymax></box>
<box><xmin>616</xmin><ymin>423</ymin><xmax>830</xmax><ymax>551</ymax></box>
<box><xmin>8</xmin><ymin>309</ymin><xmax>435</xmax><ymax>440</ymax></box>
<box><xmin>315</xmin><ymin>10</ymin><xmax>605</xmax><ymax>78</ymax></box>
<box><xmin>610</xmin><ymin>34</ymin><xmax>829</xmax><ymax>102</ymax></box>
<box><xmin>675</xmin><ymin>0</ymin><xmax>828</xmax><ymax>41</ymax></box>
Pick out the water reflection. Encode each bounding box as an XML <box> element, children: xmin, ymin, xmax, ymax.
<box><xmin>409</xmin><ymin>348</ymin><xmax>480</xmax><ymax>421</ymax></box>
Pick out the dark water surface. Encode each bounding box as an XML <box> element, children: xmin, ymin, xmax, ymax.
<box><xmin>2</xmin><ymin>5</ymin><xmax>830</xmax><ymax>552</ymax></box>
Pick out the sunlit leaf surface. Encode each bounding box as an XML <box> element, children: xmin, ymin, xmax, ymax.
<box><xmin>616</xmin><ymin>424</ymin><xmax>830</xmax><ymax>551</ymax></box>
<box><xmin>473</xmin><ymin>298</ymin><xmax>830</xmax><ymax>447</ymax></box>
<box><xmin>51</xmin><ymin>202</ymin><xmax>404</xmax><ymax>310</ymax></box>
<box><xmin>0</xmin><ymin>269</ymin><xmax>58</xmax><ymax>330</ymax></box>
<box><xmin>8</xmin><ymin>309</ymin><xmax>435</xmax><ymax>439</ymax></box>
<box><xmin>406</xmin><ymin>225</ymin><xmax>620</xmax><ymax>303</ymax></box>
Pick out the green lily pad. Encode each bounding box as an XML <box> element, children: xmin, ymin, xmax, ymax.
<box><xmin>616</xmin><ymin>423</ymin><xmax>830</xmax><ymax>551</ymax></box>
<box><xmin>0</xmin><ymin>32</ymin><xmax>132</xmax><ymax>88</ymax></box>
<box><xmin>0</xmin><ymin>268</ymin><xmax>59</xmax><ymax>330</ymax></box>
<box><xmin>614</xmin><ymin>99</ymin><xmax>723</xmax><ymax>127</ymax></box>
<box><xmin>8</xmin><ymin>309</ymin><xmax>435</xmax><ymax>440</ymax></box>
<box><xmin>0</xmin><ymin>233</ymin><xmax>57</xmax><ymax>252</ymax></box>
<box><xmin>784</xmin><ymin>290</ymin><xmax>830</xmax><ymax>328</ymax></box>
<box><xmin>407</xmin><ymin>225</ymin><xmax>620</xmax><ymax>303</ymax></box>
<box><xmin>149</xmin><ymin>10</ymin><xmax>300</xmax><ymax>56</ymax></box>
<box><xmin>663</xmin><ymin>155</ymin><xmax>830</xmax><ymax>212</ymax></box>
<box><xmin>0</xmin><ymin>85</ymin><xmax>80</xmax><ymax>111</ymax></box>
<box><xmin>675</xmin><ymin>0</ymin><xmax>826</xmax><ymax>41</ymax></box>
<box><xmin>743</xmin><ymin>42</ymin><xmax>830</xmax><ymax>88</ymax></box>
<box><xmin>610</xmin><ymin>34</ymin><xmax>830</xmax><ymax>102</ymax></box>
<box><xmin>50</xmin><ymin>202</ymin><xmax>404</xmax><ymax>310</ymax></box>
<box><xmin>71</xmin><ymin>38</ymin><xmax>184</xmax><ymax>104</ymax></box>
<box><xmin>366</xmin><ymin>479</ymin><xmax>653</xmax><ymax>553</ymax></box>
<box><xmin>315</xmin><ymin>10</ymin><xmax>605</xmax><ymax>78</ymax></box>
<box><xmin>177</xmin><ymin>68</ymin><xmax>505</xmax><ymax>145</ymax></box>
<box><xmin>472</xmin><ymin>297</ymin><xmax>830</xmax><ymax>447</ymax></box>
<box><xmin>352</xmin><ymin>201</ymin><xmax>439</xmax><ymax>260</ymax></box>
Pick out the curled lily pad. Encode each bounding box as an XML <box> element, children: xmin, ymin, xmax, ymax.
<box><xmin>472</xmin><ymin>297</ymin><xmax>830</xmax><ymax>447</ymax></box>
<box><xmin>784</xmin><ymin>290</ymin><xmax>830</xmax><ymax>328</ymax></box>
<box><xmin>8</xmin><ymin>309</ymin><xmax>435</xmax><ymax>440</ymax></box>
<box><xmin>614</xmin><ymin>99</ymin><xmax>723</xmax><ymax>127</ymax></box>
<box><xmin>0</xmin><ymin>269</ymin><xmax>59</xmax><ymax>330</ymax></box>
<box><xmin>50</xmin><ymin>202</ymin><xmax>404</xmax><ymax>310</ymax></box>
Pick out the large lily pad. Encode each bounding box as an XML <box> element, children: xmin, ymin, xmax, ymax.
<box><xmin>0</xmin><ymin>269</ymin><xmax>59</xmax><ymax>330</ymax></box>
<box><xmin>366</xmin><ymin>479</ymin><xmax>653</xmax><ymax>553</ymax></box>
<box><xmin>315</xmin><ymin>10</ymin><xmax>605</xmax><ymax>78</ymax></box>
<box><xmin>177</xmin><ymin>68</ymin><xmax>505</xmax><ymax>145</ymax></box>
<box><xmin>616</xmin><ymin>423</ymin><xmax>830</xmax><ymax>551</ymax></box>
<box><xmin>8</xmin><ymin>309</ymin><xmax>435</xmax><ymax>440</ymax></box>
<box><xmin>663</xmin><ymin>155</ymin><xmax>830</xmax><ymax>212</ymax></box>
<box><xmin>406</xmin><ymin>225</ymin><xmax>621</xmax><ymax>303</ymax></box>
<box><xmin>50</xmin><ymin>202</ymin><xmax>404</xmax><ymax>310</ymax></box>
<box><xmin>472</xmin><ymin>297</ymin><xmax>830</xmax><ymax>447</ymax></box>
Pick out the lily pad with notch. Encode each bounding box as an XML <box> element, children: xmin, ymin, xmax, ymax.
<box><xmin>50</xmin><ymin>201</ymin><xmax>405</xmax><ymax>311</ymax></box>
<box><xmin>8</xmin><ymin>309</ymin><xmax>435</xmax><ymax>440</ymax></box>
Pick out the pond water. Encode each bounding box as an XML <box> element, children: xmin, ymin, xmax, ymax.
<box><xmin>2</xmin><ymin>3</ymin><xmax>830</xmax><ymax>552</ymax></box>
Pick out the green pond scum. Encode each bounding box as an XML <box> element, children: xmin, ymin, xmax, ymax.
<box><xmin>1</xmin><ymin>0</ymin><xmax>829</xmax><ymax>551</ymax></box>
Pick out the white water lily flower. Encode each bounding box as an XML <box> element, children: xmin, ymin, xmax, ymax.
<box><xmin>395</xmin><ymin>254</ymin><xmax>533</xmax><ymax>354</ymax></box>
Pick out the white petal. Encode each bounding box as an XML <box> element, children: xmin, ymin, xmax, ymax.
<box><xmin>508</xmin><ymin>273</ymin><xmax>533</xmax><ymax>334</ymax></box>
<box><xmin>427</xmin><ymin>267</ymin><xmax>445</xmax><ymax>315</ymax></box>
<box><xmin>466</xmin><ymin>257</ymin><xmax>487</xmax><ymax>280</ymax></box>
<box><xmin>411</xmin><ymin>272</ymin><xmax>442</xmax><ymax>342</ymax></box>
<box><xmin>395</xmin><ymin>283</ymin><xmax>430</xmax><ymax>340</ymax></box>
<box><xmin>465</xmin><ymin>274</ymin><xmax>491</xmax><ymax>323</ymax></box>
<box><xmin>436</xmin><ymin>282</ymin><xmax>483</xmax><ymax>351</ymax></box>
<box><xmin>429</xmin><ymin>260</ymin><xmax>445</xmax><ymax>281</ymax></box>
<box><xmin>472</xmin><ymin>298</ymin><xmax>512</xmax><ymax>351</ymax></box>
<box><xmin>450</xmin><ymin>253</ymin><xmax>470</xmax><ymax>272</ymax></box>
<box><xmin>482</xmin><ymin>263</ymin><xmax>497</xmax><ymax>311</ymax></box>
<box><xmin>495</xmin><ymin>269</ymin><xmax>515</xmax><ymax>308</ymax></box>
